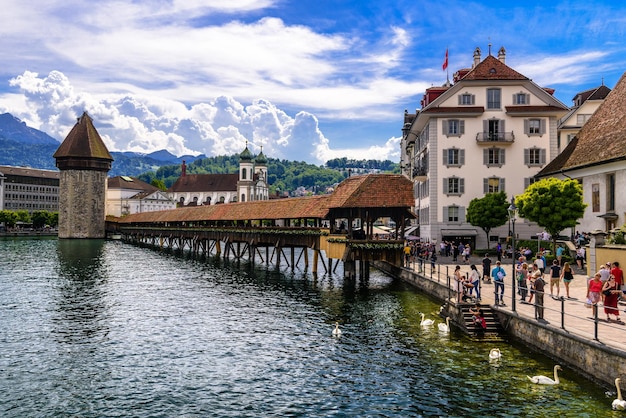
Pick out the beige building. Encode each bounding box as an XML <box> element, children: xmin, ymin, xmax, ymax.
<box><xmin>537</xmin><ymin>72</ymin><xmax>626</xmax><ymax>234</ymax></box>
<box><xmin>168</xmin><ymin>144</ymin><xmax>269</xmax><ymax>206</ymax></box>
<box><xmin>401</xmin><ymin>47</ymin><xmax>569</xmax><ymax>249</ymax></box>
<box><xmin>106</xmin><ymin>176</ymin><xmax>176</xmax><ymax>216</ymax></box>
<box><xmin>557</xmin><ymin>84</ymin><xmax>611</xmax><ymax>154</ymax></box>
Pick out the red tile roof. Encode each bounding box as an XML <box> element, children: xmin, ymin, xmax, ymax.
<box><xmin>461</xmin><ymin>55</ymin><xmax>528</xmax><ymax>81</ymax></box>
<box><xmin>108</xmin><ymin>176</ymin><xmax>159</xmax><ymax>192</ymax></box>
<box><xmin>168</xmin><ymin>173</ymin><xmax>239</xmax><ymax>192</ymax></box>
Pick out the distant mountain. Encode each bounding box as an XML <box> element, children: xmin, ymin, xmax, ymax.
<box><xmin>0</xmin><ymin>112</ymin><xmax>204</xmax><ymax>176</ymax></box>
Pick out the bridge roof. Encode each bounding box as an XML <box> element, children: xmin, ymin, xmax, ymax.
<box><xmin>117</xmin><ymin>174</ymin><xmax>414</xmax><ymax>224</ymax></box>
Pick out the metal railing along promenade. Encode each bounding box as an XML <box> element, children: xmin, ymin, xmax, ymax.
<box><xmin>406</xmin><ymin>255</ymin><xmax>626</xmax><ymax>350</ymax></box>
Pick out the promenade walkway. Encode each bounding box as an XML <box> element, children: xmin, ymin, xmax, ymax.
<box><xmin>408</xmin><ymin>255</ymin><xmax>626</xmax><ymax>351</ymax></box>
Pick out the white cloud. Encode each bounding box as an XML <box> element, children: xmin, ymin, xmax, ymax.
<box><xmin>3</xmin><ymin>69</ymin><xmax>401</xmax><ymax>164</ymax></box>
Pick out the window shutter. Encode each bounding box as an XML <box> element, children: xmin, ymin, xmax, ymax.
<box><xmin>443</xmin><ymin>149</ymin><xmax>447</xmax><ymax>165</ymax></box>
<box><xmin>512</xmin><ymin>94</ymin><xmax>516</xmax><ymax>104</ymax></box>
<box><xmin>483</xmin><ymin>148</ymin><xmax>488</xmax><ymax>165</ymax></box>
<box><xmin>524</xmin><ymin>119</ymin><xmax>529</xmax><ymax>135</ymax></box>
<box><xmin>540</xmin><ymin>119</ymin><xmax>546</xmax><ymax>135</ymax></box>
<box><xmin>500</xmin><ymin>149</ymin><xmax>505</xmax><ymax>164</ymax></box>
<box><xmin>443</xmin><ymin>120</ymin><xmax>449</xmax><ymax>135</ymax></box>
<box><xmin>459</xmin><ymin>120</ymin><xmax>465</xmax><ymax>134</ymax></box>
<box><xmin>540</xmin><ymin>149</ymin><xmax>546</xmax><ymax>164</ymax></box>
<box><xmin>499</xmin><ymin>178</ymin><xmax>505</xmax><ymax>192</ymax></box>
<box><xmin>471</xmin><ymin>95</ymin><xmax>475</xmax><ymax>105</ymax></box>
<box><xmin>524</xmin><ymin>149</ymin><xmax>530</xmax><ymax>165</ymax></box>
<box><xmin>525</xmin><ymin>94</ymin><xmax>530</xmax><ymax>104</ymax></box>
<box><xmin>460</xmin><ymin>149</ymin><xmax>465</xmax><ymax>165</ymax></box>
<box><xmin>459</xmin><ymin>207</ymin><xmax>466</xmax><ymax>223</ymax></box>
<box><xmin>524</xmin><ymin>178</ymin><xmax>530</xmax><ymax>188</ymax></box>
<box><xmin>460</xmin><ymin>178</ymin><xmax>465</xmax><ymax>194</ymax></box>
<box><xmin>483</xmin><ymin>178</ymin><xmax>488</xmax><ymax>193</ymax></box>
<box><xmin>499</xmin><ymin>119</ymin><xmax>505</xmax><ymax>133</ymax></box>
<box><xmin>443</xmin><ymin>206</ymin><xmax>448</xmax><ymax>221</ymax></box>
<box><xmin>483</xmin><ymin>119</ymin><xmax>488</xmax><ymax>134</ymax></box>
<box><xmin>443</xmin><ymin>178</ymin><xmax>449</xmax><ymax>193</ymax></box>
<box><xmin>458</xmin><ymin>95</ymin><xmax>462</xmax><ymax>105</ymax></box>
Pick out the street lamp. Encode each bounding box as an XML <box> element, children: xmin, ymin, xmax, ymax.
<box><xmin>508</xmin><ymin>197</ymin><xmax>518</xmax><ymax>312</ymax></box>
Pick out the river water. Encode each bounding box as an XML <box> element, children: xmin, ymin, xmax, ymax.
<box><xmin>0</xmin><ymin>238</ymin><xmax>618</xmax><ymax>417</ymax></box>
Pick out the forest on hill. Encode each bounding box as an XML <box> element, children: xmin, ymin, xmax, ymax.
<box><xmin>137</xmin><ymin>156</ymin><xmax>399</xmax><ymax>195</ymax></box>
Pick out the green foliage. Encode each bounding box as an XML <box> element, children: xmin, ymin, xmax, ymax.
<box><xmin>0</xmin><ymin>210</ymin><xmax>18</xmax><ymax>227</ymax></box>
<box><xmin>31</xmin><ymin>210</ymin><xmax>50</xmax><ymax>228</ymax></box>
<box><xmin>137</xmin><ymin>154</ymin><xmax>368</xmax><ymax>194</ymax></box>
<box><xmin>466</xmin><ymin>192</ymin><xmax>509</xmax><ymax>248</ymax></box>
<box><xmin>15</xmin><ymin>210</ymin><xmax>31</xmax><ymax>224</ymax></box>
<box><xmin>150</xmin><ymin>178</ymin><xmax>167</xmax><ymax>191</ymax></box>
<box><xmin>607</xmin><ymin>224</ymin><xmax>626</xmax><ymax>245</ymax></box>
<box><xmin>516</xmin><ymin>178</ymin><xmax>586</xmax><ymax>252</ymax></box>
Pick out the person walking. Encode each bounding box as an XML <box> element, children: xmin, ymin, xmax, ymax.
<box><xmin>602</xmin><ymin>275</ymin><xmax>621</xmax><ymax>322</ymax></box>
<box><xmin>533</xmin><ymin>272</ymin><xmax>546</xmax><ymax>320</ymax></box>
<box><xmin>491</xmin><ymin>261</ymin><xmax>506</xmax><ymax>306</ymax></box>
<box><xmin>560</xmin><ymin>262</ymin><xmax>574</xmax><ymax>298</ymax></box>
<box><xmin>453</xmin><ymin>265</ymin><xmax>464</xmax><ymax>303</ymax></box>
<box><xmin>482</xmin><ymin>254</ymin><xmax>492</xmax><ymax>283</ymax></box>
<box><xmin>517</xmin><ymin>262</ymin><xmax>529</xmax><ymax>302</ymax></box>
<box><xmin>587</xmin><ymin>272</ymin><xmax>603</xmax><ymax>319</ymax></box>
<box><xmin>549</xmin><ymin>259</ymin><xmax>562</xmax><ymax>297</ymax></box>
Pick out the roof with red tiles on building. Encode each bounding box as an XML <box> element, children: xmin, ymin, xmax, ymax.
<box><xmin>323</xmin><ymin>174</ymin><xmax>415</xmax><ymax>209</ymax></box>
<box><xmin>168</xmin><ymin>173</ymin><xmax>239</xmax><ymax>193</ymax></box>
<box><xmin>108</xmin><ymin>176</ymin><xmax>159</xmax><ymax>192</ymax></box>
<box><xmin>460</xmin><ymin>54</ymin><xmax>528</xmax><ymax>81</ymax></box>
<box><xmin>537</xmin><ymin>71</ymin><xmax>626</xmax><ymax>176</ymax></box>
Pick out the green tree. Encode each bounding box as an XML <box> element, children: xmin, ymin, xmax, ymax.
<box><xmin>466</xmin><ymin>191</ymin><xmax>509</xmax><ymax>249</ymax></box>
<box><xmin>151</xmin><ymin>178</ymin><xmax>167</xmax><ymax>191</ymax></box>
<box><xmin>31</xmin><ymin>210</ymin><xmax>50</xmax><ymax>228</ymax></box>
<box><xmin>0</xmin><ymin>210</ymin><xmax>18</xmax><ymax>228</ymax></box>
<box><xmin>516</xmin><ymin>178</ymin><xmax>586</xmax><ymax>253</ymax></box>
<box><xmin>15</xmin><ymin>210</ymin><xmax>31</xmax><ymax>224</ymax></box>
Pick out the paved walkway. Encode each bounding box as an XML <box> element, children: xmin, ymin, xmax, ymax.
<box><xmin>408</xmin><ymin>255</ymin><xmax>626</xmax><ymax>351</ymax></box>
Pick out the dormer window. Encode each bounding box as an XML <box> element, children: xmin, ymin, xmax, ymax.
<box><xmin>458</xmin><ymin>93</ymin><xmax>475</xmax><ymax>105</ymax></box>
<box><xmin>513</xmin><ymin>93</ymin><xmax>530</xmax><ymax>105</ymax></box>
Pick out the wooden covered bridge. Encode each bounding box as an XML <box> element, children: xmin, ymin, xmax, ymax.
<box><xmin>107</xmin><ymin>174</ymin><xmax>416</xmax><ymax>277</ymax></box>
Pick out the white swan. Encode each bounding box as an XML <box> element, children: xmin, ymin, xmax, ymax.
<box><xmin>527</xmin><ymin>365</ymin><xmax>562</xmax><ymax>385</ymax></box>
<box><xmin>438</xmin><ymin>317</ymin><xmax>450</xmax><ymax>333</ymax></box>
<box><xmin>332</xmin><ymin>322</ymin><xmax>341</xmax><ymax>337</ymax></box>
<box><xmin>489</xmin><ymin>348</ymin><xmax>501</xmax><ymax>360</ymax></box>
<box><xmin>419</xmin><ymin>312</ymin><xmax>435</xmax><ymax>327</ymax></box>
<box><xmin>613</xmin><ymin>377</ymin><xmax>626</xmax><ymax>410</ymax></box>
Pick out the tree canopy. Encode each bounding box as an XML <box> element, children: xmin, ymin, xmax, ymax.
<box><xmin>516</xmin><ymin>178</ymin><xmax>586</xmax><ymax>251</ymax></box>
<box><xmin>466</xmin><ymin>191</ymin><xmax>509</xmax><ymax>249</ymax></box>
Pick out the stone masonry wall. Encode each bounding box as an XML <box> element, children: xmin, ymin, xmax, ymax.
<box><xmin>58</xmin><ymin>169</ymin><xmax>107</xmax><ymax>239</ymax></box>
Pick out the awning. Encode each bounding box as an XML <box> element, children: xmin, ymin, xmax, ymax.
<box><xmin>441</xmin><ymin>229</ymin><xmax>478</xmax><ymax>236</ymax></box>
<box><xmin>598</xmin><ymin>213</ymin><xmax>618</xmax><ymax>220</ymax></box>
<box><xmin>404</xmin><ymin>226</ymin><xmax>418</xmax><ymax>236</ymax></box>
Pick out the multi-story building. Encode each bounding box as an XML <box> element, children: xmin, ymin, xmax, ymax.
<box><xmin>106</xmin><ymin>176</ymin><xmax>176</xmax><ymax>216</ymax></box>
<box><xmin>401</xmin><ymin>46</ymin><xmax>569</xmax><ymax>249</ymax></box>
<box><xmin>0</xmin><ymin>165</ymin><xmax>60</xmax><ymax>213</ymax></box>
<box><xmin>557</xmin><ymin>84</ymin><xmax>611</xmax><ymax>153</ymax></box>
<box><xmin>168</xmin><ymin>144</ymin><xmax>269</xmax><ymax>206</ymax></box>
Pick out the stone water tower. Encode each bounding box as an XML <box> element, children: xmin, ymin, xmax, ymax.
<box><xmin>53</xmin><ymin>112</ymin><xmax>113</xmax><ymax>238</ymax></box>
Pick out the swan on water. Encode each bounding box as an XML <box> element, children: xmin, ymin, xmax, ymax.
<box><xmin>419</xmin><ymin>312</ymin><xmax>435</xmax><ymax>327</ymax></box>
<box><xmin>488</xmin><ymin>348</ymin><xmax>501</xmax><ymax>360</ymax></box>
<box><xmin>613</xmin><ymin>378</ymin><xmax>626</xmax><ymax>410</ymax></box>
<box><xmin>438</xmin><ymin>317</ymin><xmax>450</xmax><ymax>333</ymax></box>
<box><xmin>527</xmin><ymin>365</ymin><xmax>562</xmax><ymax>385</ymax></box>
<box><xmin>332</xmin><ymin>322</ymin><xmax>341</xmax><ymax>336</ymax></box>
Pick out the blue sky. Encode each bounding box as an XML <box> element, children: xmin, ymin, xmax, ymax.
<box><xmin>0</xmin><ymin>0</ymin><xmax>624</xmax><ymax>165</ymax></box>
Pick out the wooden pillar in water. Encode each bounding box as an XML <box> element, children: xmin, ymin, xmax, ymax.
<box><xmin>291</xmin><ymin>247</ymin><xmax>295</xmax><ymax>271</ymax></box>
<box><xmin>312</xmin><ymin>249</ymin><xmax>318</xmax><ymax>274</ymax></box>
<box><xmin>344</xmin><ymin>260</ymin><xmax>356</xmax><ymax>279</ymax></box>
<box><xmin>304</xmin><ymin>248</ymin><xmax>309</xmax><ymax>270</ymax></box>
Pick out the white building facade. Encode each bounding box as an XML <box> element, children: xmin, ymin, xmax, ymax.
<box><xmin>401</xmin><ymin>47</ymin><xmax>569</xmax><ymax>249</ymax></box>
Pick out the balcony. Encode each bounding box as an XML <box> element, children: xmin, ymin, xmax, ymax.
<box><xmin>476</xmin><ymin>131</ymin><xmax>515</xmax><ymax>144</ymax></box>
<box><xmin>412</xmin><ymin>167</ymin><xmax>427</xmax><ymax>182</ymax></box>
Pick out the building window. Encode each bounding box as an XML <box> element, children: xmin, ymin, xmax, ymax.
<box><xmin>443</xmin><ymin>119</ymin><xmax>465</xmax><ymax>137</ymax></box>
<box><xmin>607</xmin><ymin>173</ymin><xmax>615</xmax><ymax>211</ymax></box>
<box><xmin>577</xmin><ymin>114</ymin><xmax>592</xmax><ymax>125</ymax></box>
<box><xmin>443</xmin><ymin>177</ymin><xmax>465</xmax><ymax>195</ymax></box>
<box><xmin>487</xmin><ymin>88</ymin><xmax>501</xmax><ymax>109</ymax></box>
<box><xmin>524</xmin><ymin>177</ymin><xmax>537</xmax><ymax>189</ymax></box>
<box><xmin>445</xmin><ymin>205</ymin><xmax>461</xmax><ymax>222</ymax></box>
<box><xmin>513</xmin><ymin>93</ymin><xmax>530</xmax><ymax>105</ymax></box>
<box><xmin>241</xmin><ymin>168</ymin><xmax>247</xmax><ymax>180</ymax></box>
<box><xmin>592</xmin><ymin>183</ymin><xmax>600</xmax><ymax>212</ymax></box>
<box><xmin>524</xmin><ymin>148</ymin><xmax>546</xmax><ymax>166</ymax></box>
<box><xmin>443</xmin><ymin>148</ymin><xmax>465</xmax><ymax>167</ymax></box>
<box><xmin>524</xmin><ymin>118</ymin><xmax>545</xmax><ymax>136</ymax></box>
<box><xmin>483</xmin><ymin>148</ymin><xmax>505</xmax><ymax>167</ymax></box>
<box><xmin>458</xmin><ymin>93</ymin><xmax>475</xmax><ymax>105</ymax></box>
<box><xmin>484</xmin><ymin>177</ymin><xmax>505</xmax><ymax>193</ymax></box>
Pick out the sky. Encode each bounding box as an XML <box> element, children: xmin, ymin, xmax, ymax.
<box><xmin>0</xmin><ymin>0</ymin><xmax>625</xmax><ymax>165</ymax></box>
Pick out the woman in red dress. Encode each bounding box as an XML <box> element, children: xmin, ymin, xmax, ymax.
<box><xmin>602</xmin><ymin>275</ymin><xmax>621</xmax><ymax>322</ymax></box>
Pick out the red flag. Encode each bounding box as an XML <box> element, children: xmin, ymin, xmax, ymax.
<box><xmin>442</xmin><ymin>49</ymin><xmax>448</xmax><ymax>71</ymax></box>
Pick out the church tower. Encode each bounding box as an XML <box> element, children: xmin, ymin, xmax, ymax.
<box><xmin>53</xmin><ymin>112</ymin><xmax>113</xmax><ymax>238</ymax></box>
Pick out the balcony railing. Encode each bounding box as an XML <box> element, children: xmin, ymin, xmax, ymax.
<box><xmin>476</xmin><ymin>131</ymin><xmax>515</xmax><ymax>143</ymax></box>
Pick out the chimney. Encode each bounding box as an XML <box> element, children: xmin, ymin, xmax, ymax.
<box><xmin>498</xmin><ymin>46</ymin><xmax>506</xmax><ymax>64</ymax></box>
<box><xmin>181</xmin><ymin>160</ymin><xmax>186</xmax><ymax>177</ymax></box>
<box><xmin>473</xmin><ymin>47</ymin><xmax>481</xmax><ymax>68</ymax></box>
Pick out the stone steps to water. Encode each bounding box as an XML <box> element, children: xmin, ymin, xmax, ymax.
<box><xmin>459</xmin><ymin>304</ymin><xmax>506</xmax><ymax>341</ymax></box>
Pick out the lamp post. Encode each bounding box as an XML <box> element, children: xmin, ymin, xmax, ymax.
<box><xmin>508</xmin><ymin>197</ymin><xmax>518</xmax><ymax>312</ymax></box>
